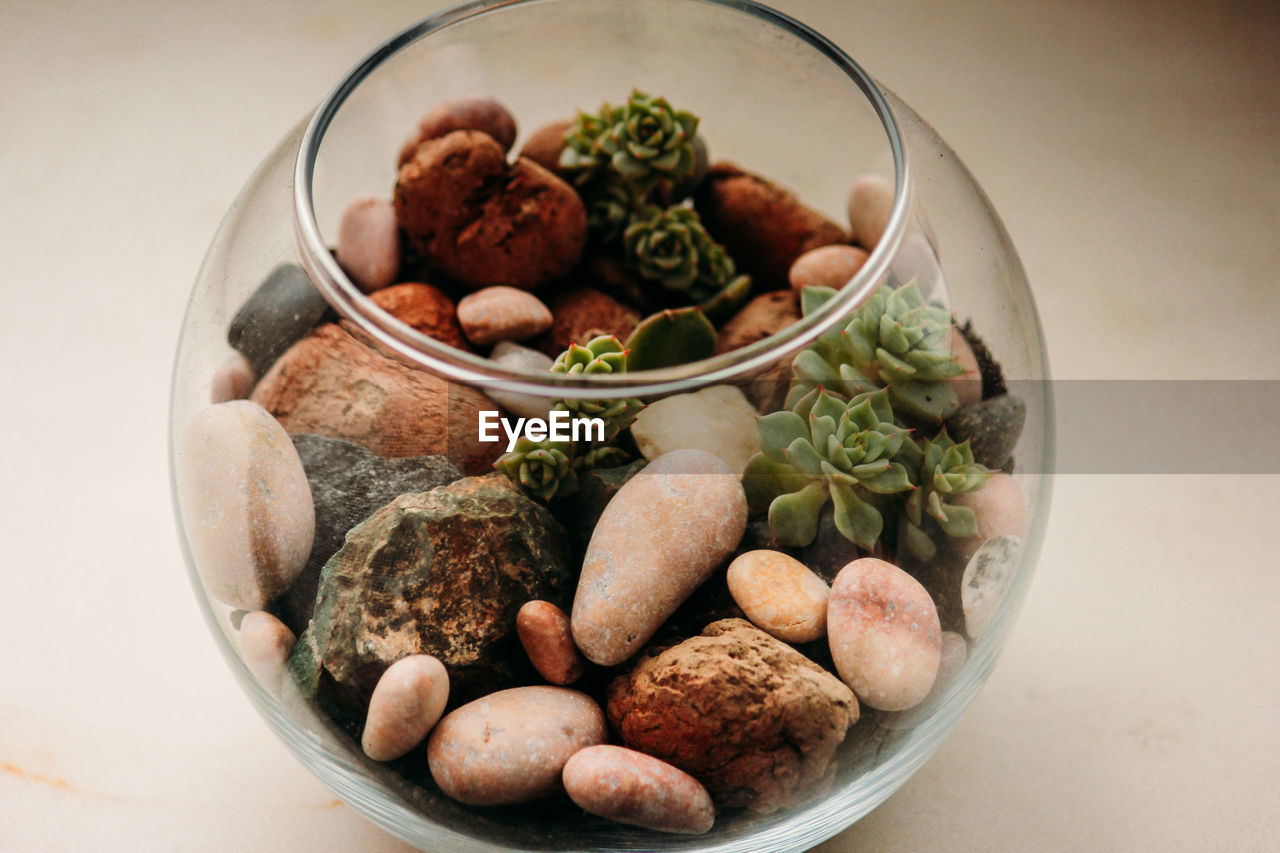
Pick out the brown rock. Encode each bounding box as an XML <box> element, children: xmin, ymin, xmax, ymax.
<box><xmin>341</xmin><ymin>282</ymin><xmax>471</xmax><ymax>352</ymax></box>
<box><xmin>518</xmin><ymin>119</ymin><xmax>573</xmax><ymax>177</ymax></box>
<box><xmin>249</xmin><ymin>323</ymin><xmax>499</xmax><ymax>474</ymax></box>
<box><xmin>456</xmin><ymin>286</ymin><xmax>553</xmax><ymax>345</ymax></box>
<box><xmin>397</xmin><ymin>96</ymin><xmax>518</xmax><ymax>165</ymax></box>
<box><xmin>714</xmin><ymin>290</ymin><xmax>801</xmax><ymax>354</ymax></box>
<box><xmin>517</xmin><ymin>600</ymin><xmax>583</xmax><ymax>686</ymax></box>
<box><xmin>695</xmin><ymin>162</ymin><xmax>848</xmax><ymax>291</ymax></box>
<box><xmin>607</xmin><ymin>618</ymin><xmax>858</xmax><ymax>812</ymax></box>
<box><xmin>394</xmin><ymin>130</ymin><xmax>587</xmax><ymax>292</ymax></box>
<box><xmin>529</xmin><ymin>287</ymin><xmax>641</xmax><ymax>357</ymax></box>
<box><xmin>562</xmin><ymin>745</ymin><xmax>715</xmax><ymax>835</ymax></box>
<box><xmin>789</xmin><ymin>244</ymin><xmax>870</xmax><ymax>297</ymax></box>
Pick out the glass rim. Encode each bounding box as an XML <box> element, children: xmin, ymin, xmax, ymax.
<box><xmin>292</xmin><ymin>0</ymin><xmax>910</xmax><ymax>399</ymax></box>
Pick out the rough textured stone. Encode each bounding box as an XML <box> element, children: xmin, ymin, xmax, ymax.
<box><xmin>516</xmin><ymin>600</ymin><xmax>583</xmax><ymax>685</ymax></box>
<box><xmin>572</xmin><ymin>450</ymin><xmax>747</xmax><ymax>666</ymax></box>
<box><xmin>275</xmin><ymin>434</ymin><xmax>462</xmax><ymax>635</ymax></box>
<box><xmin>562</xmin><ymin>745</ymin><xmax>715</xmax><ymax>835</ymax></box>
<box><xmin>726</xmin><ymin>550</ymin><xmax>830</xmax><ymax>643</ymax></box>
<box><xmin>846</xmin><ymin>174</ymin><xmax>894</xmax><ymax>251</ymax></box>
<box><xmin>529</xmin><ymin>287</ymin><xmax>640</xmax><ymax>358</ymax></box>
<box><xmin>287</xmin><ymin>474</ymin><xmax>573</xmax><ymax>721</ymax></box>
<box><xmin>945</xmin><ymin>394</ymin><xmax>1026</xmax><ymax>471</ymax></box>
<box><xmin>714</xmin><ymin>290</ymin><xmax>801</xmax><ymax>355</ymax></box>
<box><xmin>629</xmin><ymin>386</ymin><xmax>760</xmax><ymax>477</ymax></box>
<box><xmin>336</xmin><ymin>196</ymin><xmax>400</xmax><ymax>293</ymax></box>
<box><xmin>398</xmin><ymin>96</ymin><xmax>518</xmax><ymax>165</ymax></box>
<box><xmin>457</xmin><ymin>286</ymin><xmax>553</xmax><ymax>345</ymax></box>
<box><xmin>427</xmin><ymin>686</ymin><xmax>606</xmax><ymax>806</ymax></box>
<box><xmin>828</xmin><ymin>558</ymin><xmax>942</xmax><ymax>712</ymax></box>
<box><xmin>249</xmin><ymin>323</ymin><xmax>500</xmax><ymax>474</ymax></box>
<box><xmin>358</xmin><ymin>282</ymin><xmax>471</xmax><ymax>352</ymax></box>
<box><xmin>789</xmin><ymin>244</ymin><xmax>870</xmax><ymax>297</ymax></box>
<box><xmin>362</xmin><ymin>655</ymin><xmax>450</xmax><ymax>761</ymax></box>
<box><xmin>607</xmin><ymin>618</ymin><xmax>858</xmax><ymax>812</ymax></box>
<box><xmin>695</xmin><ymin>162</ymin><xmax>848</xmax><ymax>292</ymax></box>
<box><xmin>227</xmin><ymin>263</ymin><xmax>331</xmax><ymax>376</ymax></box>
<box><xmin>177</xmin><ymin>401</ymin><xmax>314</xmax><ymax>610</ymax></box>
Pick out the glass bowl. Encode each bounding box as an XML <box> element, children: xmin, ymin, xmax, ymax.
<box><xmin>170</xmin><ymin>0</ymin><xmax>1052</xmax><ymax>850</ymax></box>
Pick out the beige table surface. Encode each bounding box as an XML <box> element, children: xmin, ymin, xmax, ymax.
<box><xmin>2</xmin><ymin>0</ymin><xmax>1277</xmax><ymax>850</ymax></box>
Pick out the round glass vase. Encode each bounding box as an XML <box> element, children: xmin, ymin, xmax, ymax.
<box><xmin>170</xmin><ymin>1</ymin><xmax>1053</xmax><ymax>851</ymax></box>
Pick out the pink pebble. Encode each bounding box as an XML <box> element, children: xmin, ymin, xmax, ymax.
<box><xmin>362</xmin><ymin>655</ymin><xmax>449</xmax><ymax>761</ymax></box>
<box><xmin>456</xmin><ymin>286</ymin><xmax>553</xmax><ymax>345</ymax></box>
<box><xmin>336</xmin><ymin>196</ymin><xmax>400</xmax><ymax>293</ymax></box>
<box><xmin>517</xmin><ymin>600</ymin><xmax>584</xmax><ymax>685</ymax></box>
<box><xmin>240</xmin><ymin>610</ymin><xmax>295</xmax><ymax>690</ymax></box>
<box><xmin>827</xmin><ymin>557</ymin><xmax>942</xmax><ymax>712</ymax></box>
<box><xmin>879</xmin><ymin>631</ymin><xmax>967</xmax><ymax>730</ymax></box>
<box><xmin>952</xmin><ymin>473</ymin><xmax>1028</xmax><ymax>559</ymax></box>
<box><xmin>947</xmin><ymin>327</ymin><xmax>983</xmax><ymax>409</ymax></box>
<box><xmin>562</xmin><ymin>745</ymin><xmax>715</xmax><ymax>835</ymax></box>
<box><xmin>210</xmin><ymin>352</ymin><xmax>255</xmax><ymax>403</ymax></box>
<box><xmin>788</xmin><ymin>244</ymin><xmax>870</xmax><ymax>297</ymax></box>
<box><xmin>847</xmin><ymin>174</ymin><xmax>895</xmax><ymax>251</ymax></box>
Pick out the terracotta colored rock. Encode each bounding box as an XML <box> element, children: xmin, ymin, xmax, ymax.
<box><xmin>346</xmin><ymin>281</ymin><xmax>472</xmax><ymax>353</ymax></box>
<box><xmin>529</xmin><ymin>287</ymin><xmax>640</xmax><ymax>358</ymax></box>
<box><xmin>249</xmin><ymin>323</ymin><xmax>499</xmax><ymax>474</ymax></box>
<box><xmin>287</xmin><ymin>474</ymin><xmax>573</xmax><ymax>719</ymax></box>
<box><xmin>961</xmin><ymin>534</ymin><xmax>1023</xmax><ymax>638</ymax></box>
<box><xmin>847</xmin><ymin>174</ymin><xmax>895</xmax><ymax>251</ymax></box>
<box><xmin>210</xmin><ymin>352</ymin><xmax>255</xmax><ymax>403</ymax></box>
<box><xmin>240</xmin><ymin>610</ymin><xmax>296</xmax><ymax>690</ymax></box>
<box><xmin>695</xmin><ymin>162</ymin><xmax>848</xmax><ymax>291</ymax></box>
<box><xmin>952</xmin><ymin>473</ymin><xmax>1028</xmax><ymax>558</ymax></box>
<box><xmin>398</xmin><ymin>96</ymin><xmax>518</xmax><ymax>165</ymax></box>
<box><xmin>607</xmin><ymin>618</ymin><xmax>858</xmax><ymax>812</ymax></box>
<box><xmin>947</xmin><ymin>326</ymin><xmax>984</xmax><ymax>409</ymax></box>
<box><xmin>362</xmin><ymin>655</ymin><xmax>450</xmax><ymax>761</ymax></box>
<box><xmin>277</xmin><ymin>435</ymin><xmax>461</xmax><ymax>636</ymax></box>
<box><xmin>394</xmin><ymin>130</ymin><xmax>586</xmax><ymax>291</ymax></box>
<box><xmin>336</xmin><ymin>196</ymin><xmax>400</xmax><ymax>293</ymax></box>
<box><xmin>562</xmin><ymin>745</ymin><xmax>715</xmax><ymax>835</ymax></box>
<box><xmin>827</xmin><ymin>557</ymin><xmax>942</xmax><ymax>712</ymax></box>
<box><xmin>880</xmin><ymin>631</ymin><xmax>967</xmax><ymax>730</ymax></box>
<box><xmin>714</xmin><ymin>290</ymin><xmax>801</xmax><ymax>354</ymax></box>
<box><xmin>427</xmin><ymin>686</ymin><xmax>606</xmax><ymax>806</ymax></box>
<box><xmin>227</xmin><ymin>263</ymin><xmax>330</xmax><ymax>376</ymax></box>
<box><xmin>572</xmin><ymin>450</ymin><xmax>747</xmax><ymax>666</ymax></box>
<box><xmin>789</xmin><ymin>244</ymin><xmax>870</xmax><ymax>297</ymax></box>
<box><xmin>726</xmin><ymin>550</ymin><xmax>830</xmax><ymax>643</ymax></box>
<box><xmin>457</xmin><ymin>286</ymin><xmax>553</xmax><ymax>345</ymax></box>
<box><xmin>517</xmin><ymin>600</ymin><xmax>583</xmax><ymax>685</ymax></box>
<box><xmin>518</xmin><ymin>119</ymin><xmax>573</xmax><ymax>176</ymax></box>
<box><xmin>629</xmin><ymin>386</ymin><xmax>760</xmax><ymax>477</ymax></box>
<box><xmin>177</xmin><ymin>401</ymin><xmax>314</xmax><ymax>610</ymax></box>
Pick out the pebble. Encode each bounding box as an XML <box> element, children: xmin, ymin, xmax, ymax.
<box><xmin>239</xmin><ymin>610</ymin><xmax>296</xmax><ymax>690</ymax></box>
<box><xmin>426</xmin><ymin>686</ymin><xmax>606</xmax><ymax>806</ymax></box>
<box><xmin>210</xmin><ymin>352</ymin><xmax>255</xmax><ymax>403</ymax></box>
<box><xmin>362</xmin><ymin>281</ymin><xmax>470</xmax><ymax>352</ymax></box>
<box><xmin>629</xmin><ymin>386</ymin><xmax>760</xmax><ymax>477</ymax></box>
<box><xmin>788</xmin><ymin>244</ymin><xmax>870</xmax><ymax>296</ymax></box>
<box><xmin>880</xmin><ymin>631</ymin><xmax>967</xmax><ymax>730</ymax></box>
<box><xmin>227</xmin><ymin>263</ymin><xmax>330</xmax><ymax>376</ymax></box>
<box><xmin>531</xmin><ymin>286</ymin><xmax>641</xmax><ymax>357</ymax></box>
<box><xmin>847</xmin><ymin>174</ymin><xmax>895</xmax><ymax>251</ymax></box>
<box><xmin>952</xmin><ymin>472</ymin><xmax>1028</xmax><ymax>558</ymax></box>
<box><xmin>483</xmin><ymin>341</ymin><xmax>557</xmax><ymax>421</ymax></box>
<box><xmin>562</xmin><ymin>745</ymin><xmax>715</xmax><ymax>835</ymax></box>
<box><xmin>948</xmin><ymin>326</ymin><xmax>984</xmax><ymax>408</ymax></box>
<box><xmin>398</xmin><ymin>96</ymin><xmax>518</xmax><ymax>164</ymax></box>
<box><xmin>726</xmin><ymin>550</ymin><xmax>830</xmax><ymax>643</ymax></box>
<box><xmin>517</xmin><ymin>600</ymin><xmax>584</xmax><ymax>685</ymax></box>
<box><xmin>362</xmin><ymin>655</ymin><xmax>450</xmax><ymax>761</ymax></box>
<box><xmin>945</xmin><ymin>395</ymin><xmax>1027</xmax><ymax>471</ymax></box>
<box><xmin>177</xmin><ymin>401</ymin><xmax>314</xmax><ymax>610</ymax></box>
<box><xmin>518</xmin><ymin>119</ymin><xmax>574</xmax><ymax>176</ymax></box>
<box><xmin>714</xmin><ymin>290</ymin><xmax>801</xmax><ymax>354</ymax></box>
<box><xmin>336</xmin><ymin>196</ymin><xmax>400</xmax><ymax>293</ymax></box>
<box><xmin>961</xmin><ymin>534</ymin><xmax>1023</xmax><ymax>639</ymax></box>
<box><xmin>827</xmin><ymin>557</ymin><xmax>942</xmax><ymax>711</ymax></box>
<box><xmin>572</xmin><ymin>450</ymin><xmax>747</xmax><ymax>666</ymax></box>
<box><xmin>456</xmin><ymin>285</ymin><xmax>553</xmax><ymax>345</ymax></box>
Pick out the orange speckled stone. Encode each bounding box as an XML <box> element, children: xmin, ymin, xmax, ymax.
<box><xmin>517</xmin><ymin>600</ymin><xmax>583</xmax><ymax>685</ymax></box>
<box><xmin>562</xmin><ymin>745</ymin><xmax>715</xmax><ymax>835</ymax></box>
<box><xmin>726</xmin><ymin>550</ymin><xmax>830</xmax><ymax>643</ymax></box>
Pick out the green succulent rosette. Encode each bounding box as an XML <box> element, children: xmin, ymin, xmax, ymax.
<box><xmin>743</xmin><ymin>387</ymin><xmax>921</xmax><ymax>549</ymax></box>
<box><xmin>580</xmin><ymin>175</ymin><xmax>639</xmax><ymax>244</ymax></box>
<box><xmin>788</xmin><ymin>281</ymin><xmax>965</xmax><ymax>421</ymax></box>
<box><xmin>494</xmin><ymin>438</ymin><xmax>579</xmax><ymax>502</ymax></box>
<box><xmin>902</xmin><ymin>429</ymin><xmax>994</xmax><ymax>559</ymax></box>
<box><xmin>622</xmin><ymin>204</ymin><xmax>749</xmax><ymax>308</ymax></box>
<box><xmin>549</xmin><ymin>335</ymin><xmax>644</xmax><ymax>440</ymax></box>
<box><xmin>559</xmin><ymin>90</ymin><xmax>699</xmax><ymax>192</ymax></box>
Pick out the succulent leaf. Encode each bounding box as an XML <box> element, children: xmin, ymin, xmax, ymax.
<box><xmin>624</xmin><ymin>307</ymin><xmax>717</xmax><ymax>371</ymax></box>
<box><xmin>549</xmin><ymin>335</ymin><xmax>644</xmax><ymax>440</ymax></box>
<box><xmin>768</xmin><ymin>481</ymin><xmax>829</xmax><ymax>547</ymax></box>
<box><xmin>622</xmin><ymin>203</ymin><xmax>747</xmax><ymax>310</ymax></box>
<box><xmin>902</xmin><ymin>428</ymin><xmax>993</xmax><ymax>557</ymax></box>
<box><xmin>494</xmin><ymin>438</ymin><xmax>579</xmax><ymax>502</ymax></box>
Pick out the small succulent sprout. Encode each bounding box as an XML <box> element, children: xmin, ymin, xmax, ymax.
<box><xmin>550</xmin><ymin>335</ymin><xmax>645</xmax><ymax>440</ymax></box>
<box><xmin>902</xmin><ymin>429</ymin><xmax>994</xmax><ymax>559</ymax></box>
<box><xmin>623</xmin><ymin>203</ymin><xmax>746</xmax><ymax>307</ymax></box>
<box><xmin>742</xmin><ymin>387</ymin><xmax>919</xmax><ymax>550</ymax></box>
<box><xmin>789</xmin><ymin>281</ymin><xmax>965</xmax><ymax>420</ymax></box>
<box><xmin>574</xmin><ymin>444</ymin><xmax>631</xmax><ymax>472</ymax></box>
<box><xmin>495</xmin><ymin>437</ymin><xmax>579</xmax><ymax>502</ymax></box>
<box><xmin>581</xmin><ymin>175</ymin><xmax>640</xmax><ymax>244</ymax></box>
<box><xmin>625</xmin><ymin>307</ymin><xmax>717</xmax><ymax>371</ymax></box>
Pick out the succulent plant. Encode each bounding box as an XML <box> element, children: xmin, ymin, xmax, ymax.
<box><xmin>742</xmin><ymin>387</ymin><xmax>921</xmax><ymax>549</ymax></box>
<box><xmin>625</xmin><ymin>307</ymin><xmax>717</xmax><ymax>371</ymax></box>
<box><xmin>550</xmin><ymin>335</ymin><xmax>645</xmax><ymax>440</ymax></box>
<box><xmin>622</xmin><ymin>203</ymin><xmax>750</xmax><ymax>308</ymax></box>
<box><xmin>901</xmin><ymin>429</ymin><xmax>994</xmax><ymax>559</ymax></box>
<box><xmin>574</xmin><ymin>444</ymin><xmax>632</xmax><ymax>472</ymax></box>
<box><xmin>580</xmin><ymin>175</ymin><xmax>640</xmax><ymax>244</ymax></box>
<box><xmin>494</xmin><ymin>438</ymin><xmax>579</xmax><ymax>502</ymax></box>
<box><xmin>560</xmin><ymin>90</ymin><xmax>699</xmax><ymax>191</ymax></box>
<box><xmin>788</xmin><ymin>281</ymin><xmax>965</xmax><ymax>421</ymax></box>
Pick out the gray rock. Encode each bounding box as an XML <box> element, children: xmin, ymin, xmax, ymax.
<box><xmin>945</xmin><ymin>394</ymin><xmax>1026</xmax><ymax>470</ymax></box>
<box><xmin>275</xmin><ymin>434</ymin><xmax>462</xmax><ymax>635</ymax></box>
<box><xmin>228</xmin><ymin>263</ymin><xmax>331</xmax><ymax>375</ymax></box>
<box><xmin>287</xmin><ymin>474</ymin><xmax>573</xmax><ymax>725</ymax></box>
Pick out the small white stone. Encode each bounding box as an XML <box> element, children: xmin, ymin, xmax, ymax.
<box><xmin>879</xmin><ymin>631</ymin><xmax>967</xmax><ymax>730</ymax></box>
<box><xmin>961</xmin><ymin>534</ymin><xmax>1023</xmax><ymax>639</ymax></box>
<box><xmin>630</xmin><ymin>385</ymin><xmax>760</xmax><ymax>477</ymax></box>
<box><xmin>362</xmin><ymin>655</ymin><xmax>450</xmax><ymax>761</ymax></box>
<box><xmin>484</xmin><ymin>341</ymin><xmax>557</xmax><ymax>420</ymax></box>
